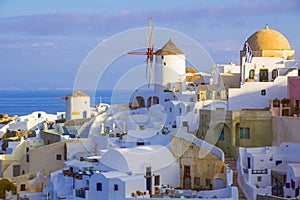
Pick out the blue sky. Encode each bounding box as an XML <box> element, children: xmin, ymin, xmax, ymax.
<box><xmin>0</xmin><ymin>0</ymin><xmax>299</xmax><ymax>90</ymax></box>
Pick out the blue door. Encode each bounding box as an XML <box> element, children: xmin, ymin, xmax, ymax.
<box><xmin>146</xmin><ymin>178</ymin><xmax>151</xmax><ymax>191</ymax></box>
<box><xmin>83</xmin><ymin>111</ymin><xmax>87</xmax><ymax>118</ymax></box>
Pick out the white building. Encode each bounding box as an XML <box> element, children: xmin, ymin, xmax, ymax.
<box><xmin>45</xmin><ymin>145</ymin><xmax>180</xmax><ymax>200</ymax></box>
<box><xmin>228</xmin><ymin>25</ymin><xmax>299</xmax><ymax>110</ymax></box>
<box><xmin>285</xmin><ymin>163</ymin><xmax>300</xmax><ymax>198</ymax></box>
<box><xmin>238</xmin><ymin>142</ymin><xmax>300</xmax><ymax>199</ymax></box>
<box><xmin>8</xmin><ymin>111</ymin><xmax>58</xmax><ymax>131</ymax></box>
<box><xmin>66</xmin><ymin>90</ymin><xmax>91</xmax><ymax>120</ymax></box>
<box><xmin>154</xmin><ymin>38</ymin><xmax>186</xmax><ymax>92</ymax></box>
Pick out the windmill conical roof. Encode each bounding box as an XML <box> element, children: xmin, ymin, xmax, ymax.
<box><xmin>156</xmin><ymin>39</ymin><xmax>185</xmax><ymax>55</ymax></box>
<box><xmin>68</xmin><ymin>90</ymin><xmax>89</xmax><ymax>97</ymax></box>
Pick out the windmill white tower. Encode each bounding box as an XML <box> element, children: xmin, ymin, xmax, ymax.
<box><xmin>66</xmin><ymin>90</ymin><xmax>91</xmax><ymax>120</ymax></box>
<box><xmin>154</xmin><ymin>39</ymin><xmax>186</xmax><ymax>92</ymax></box>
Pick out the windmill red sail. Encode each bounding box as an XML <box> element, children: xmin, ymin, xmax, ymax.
<box><xmin>128</xmin><ymin>18</ymin><xmax>155</xmax><ymax>88</ymax></box>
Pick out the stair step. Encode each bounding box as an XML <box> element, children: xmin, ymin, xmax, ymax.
<box><xmin>224</xmin><ymin>155</ymin><xmax>247</xmax><ymax>199</ymax></box>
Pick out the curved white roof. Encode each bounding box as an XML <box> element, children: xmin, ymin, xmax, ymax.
<box><xmin>100</xmin><ymin>145</ymin><xmax>175</xmax><ymax>173</ymax></box>
<box><xmin>289</xmin><ymin>163</ymin><xmax>300</xmax><ymax>179</ymax></box>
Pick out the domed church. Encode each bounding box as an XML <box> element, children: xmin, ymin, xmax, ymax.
<box><xmin>228</xmin><ymin>25</ymin><xmax>299</xmax><ymax>110</ymax></box>
<box><xmin>240</xmin><ymin>24</ymin><xmax>294</xmax><ymax>61</ymax></box>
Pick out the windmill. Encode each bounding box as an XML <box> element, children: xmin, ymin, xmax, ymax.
<box><xmin>128</xmin><ymin>18</ymin><xmax>155</xmax><ymax>88</ymax></box>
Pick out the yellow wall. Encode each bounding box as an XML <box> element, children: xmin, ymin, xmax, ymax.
<box><xmin>27</xmin><ymin>142</ymin><xmax>65</xmax><ymax>176</ymax></box>
<box><xmin>232</xmin><ymin>110</ymin><xmax>273</xmax><ymax>148</ymax></box>
<box><xmin>170</xmin><ymin>136</ymin><xmax>225</xmax><ymax>190</ymax></box>
<box><xmin>198</xmin><ymin>110</ymin><xmax>272</xmax><ymax>159</ymax></box>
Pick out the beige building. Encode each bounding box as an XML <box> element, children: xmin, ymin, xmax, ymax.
<box><xmin>169</xmin><ymin>133</ymin><xmax>226</xmax><ymax>190</ymax></box>
<box><xmin>197</xmin><ymin>109</ymin><xmax>273</xmax><ymax>159</ymax></box>
<box><xmin>40</xmin><ymin>130</ymin><xmax>61</xmax><ymax>145</ymax></box>
<box><xmin>0</xmin><ymin>140</ymin><xmax>66</xmax><ymax>178</ymax></box>
<box><xmin>16</xmin><ymin>172</ymin><xmax>47</xmax><ymax>193</ymax></box>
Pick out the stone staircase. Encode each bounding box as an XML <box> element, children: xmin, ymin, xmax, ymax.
<box><xmin>225</xmin><ymin>154</ymin><xmax>247</xmax><ymax>200</ymax></box>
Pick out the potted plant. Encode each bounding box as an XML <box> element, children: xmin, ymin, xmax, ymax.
<box><xmin>281</xmin><ymin>98</ymin><xmax>290</xmax><ymax>107</ymax></box>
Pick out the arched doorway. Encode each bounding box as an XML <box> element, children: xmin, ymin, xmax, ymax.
<box><xmin>147</xmin><ymin>96</ymin><xmax>159</xmax><ymax>107</ymax></box>
<box><xmin>135</xmin><ymin>96</ymin><xmax>145</xmax><ymax>108</ymax></box>
<box><xmin>213</xmin><ymin>173</ymin><xmax>225</xmax><ymax>189</ymax></box>
<box><xmin>215</xmin><ymin>123</ymin><xmax>231</xmax><ymax>154</ymax></box>
<box><xmin>235</xmin><ymin>123</ymin><xmax>240</xmax><ymax>146</ymax></box>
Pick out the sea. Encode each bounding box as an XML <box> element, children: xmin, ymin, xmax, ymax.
<box><xmin>0</xmin><ymin>90</ymin><xmax>132</xmax><ymax>116</ymax></box>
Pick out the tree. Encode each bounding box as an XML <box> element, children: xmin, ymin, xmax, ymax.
<box><xmin>0</xmin><ymin>179</ymin><xmax>16</xmax><ymax>199</ymax></box>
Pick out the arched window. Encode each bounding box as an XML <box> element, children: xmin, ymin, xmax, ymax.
<box><xmin>259</xmin><ymin>69</ymin><xmax>268</xmax><ymax>82</ymax></box>
<box><xmin>249</xmin><ymin>69</ymin><xmax>255</xmax><ymax>79</ymax></box>
<box><xmin>272</xmin><ymin>69</ymin><xmax>278</xmax><ymax>80</ymax></box>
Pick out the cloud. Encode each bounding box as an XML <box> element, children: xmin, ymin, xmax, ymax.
<box><xmin>0</xmin><ymin>0</ymin><xmax>299</xmax><ymax>90</ymax></box>
<box><xmin>0</xmin><ymin>0</ymin><xmax>298</xmax><ymax>36</ymax></box>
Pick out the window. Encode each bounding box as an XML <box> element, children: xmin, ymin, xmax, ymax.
<box><xmin>179</xmin><ymin>108</ymin><xmax>182</xmax><ymax>114</ymax></box>
<box><xmin>20</xmin><ymin>184</ymin><xmax>26</xmax><ymax>191</ymax></box>
<box><xmin>154</xmin><ymin>175</ymin><xmax>160</xmax><ymax>186</ymax></box>
<box><xmin>56</xmin><ymin>154</ymin><xmax>62</xmax><ymax>160</ymax></box>
<box><xmin>272</xmin><ymin>69</ymin><xmax>278</xmax><ymax>80</ymax></box>
<box><xmin>137</xmin><ymin>141</ymin><xmax>145</xmax><ymax>146</ymax></box>
<box><xmin>13</xmin><ymin>165</ymin><xmax>20</xmax><ymax>177</ymax></box>
<box><xmin>76</xmin><ymin>188</ymin><xmax>85</xmax><ymax>198</ymax></box>
<box><xmin>184</xmin><ymin>166</ymin><xmax>190</xmax><ymax>176</ymax></box>
<box><xmin>205</xmin><ymin>178</ymin><xmax>211</xmax><ymax>187</ymax></box>
<box><xmin>26</xmin><ymin>147</ymin><xmax>29</xmax><ymax>152</ymax></box>
<box><xmin>194</xmin><ymin>177</ymin><xmax>200</xmax><ymax>187</ymax></box>
<box><xmin>215</xmin><ymin>91</ymin><xmax>221</xmax><ymax>99</ymax></box>
<box><xmin>219</xmin><ymin>128</ymin><xmax>224</xmax><ymax>141</ymax></box>
<box><xmin>169</xmin><ymin>108</ymin><xmax>172</xmax><ymax>113</ymax></box>
<box><xmin>26</xmin><ymin>154</ymin><xmax>29</xmax><ymax>162</ymax></box>
<box><xmin>86</xmin><ymin>180</ymin><xmax>89</xmax><ymax>186</ymax></box>
<box><xmin>259</xmin><ymin>69</ymin><xmax>268</xmax><ymax>82</ymax></box>
<box><xmin>114</xmin><ymin>184</ymin><xmax>119</xmax><ymax>191</ymax></box>
<box><xmin>249</xmin><ymin>69</ymin><xmax>255</xmax><ymax>79</ymax></box>
<box><xmin>261</xmin><ymin>89</ymin><xmax>266</xmax><ymax>96</ymax></box>
<box><xmin>295</xmin><ymin>99</ymin><xmax>300</xmax><ymax>107</ymax></box>
<box><xmin>257</xmin><ymin>176</ymin><xmax>262</xmax><ymax>182</ymax></box>
<box><xmin>276</xmin><ymin>160</ymin><xmax>282</xmax><ymax>166</ymax></box>
<box><xmin>163</xmin><ymin>62</ymin><xmax>166</xmax><ymax>66</ymax></box>
<box><xmin>206</xmin><ymin>91</ymin><xmax>213</xmax><ymax>99</ymax></box>
<box><xmin>161</xmin><ymin>56</ymin><xmax>164</xmax><ymax>59</ymax></box>
<box><xmin>182</xmin><ymin>121</ymin><xmax>188</xmax><ymax>127</ymax></box>
<box><xmin>291</xmin><ymin>179</ymin><xmax>295</xmax><ymax>189</ymax></box>
<box><xmin>96</xmin><ymin>183</ymin><xmax>102</xmax><ymax>191</ymax></box>
<box><xmin>240</xmin><ymin>127</ymin><xmax>250</xmax><ymax>139</ymax></box>
<box><xmin>146</xmin><ymin>167</ymin><xmax>151</xmax><ymax>176</ymax></box>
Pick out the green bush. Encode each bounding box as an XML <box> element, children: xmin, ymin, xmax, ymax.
<box><xmin>0</xmin><ymin>179</ymin><xmax>16</xmax><ymax>199</ymax></box>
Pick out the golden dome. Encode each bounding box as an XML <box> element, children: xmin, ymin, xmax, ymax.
<box><xmin>245</xmin><ymin>25</ymin><xmax>291</xmax><ymax>51</ymax></box>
